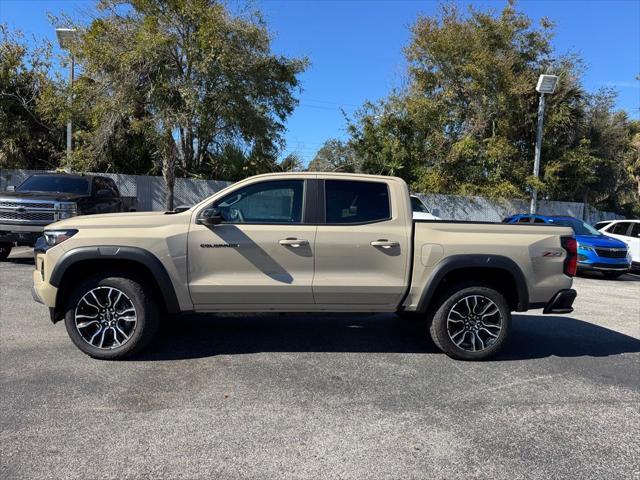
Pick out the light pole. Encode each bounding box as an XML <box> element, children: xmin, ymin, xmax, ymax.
<box><xmin>55</xmin><ymin>28</ymin><xmax>78</xmax><ymax>173</ymax></box>
<box><xmin>530</xmin><ymin>74</ymin><xmax>559</xmax><ymax>214</ymax></box>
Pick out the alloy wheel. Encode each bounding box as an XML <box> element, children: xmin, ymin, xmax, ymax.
<box><xmin>446</xmin><ymin>295</ymin><xmax>502</xmax><ymax>352</ymax></box>
<box><xmin>74</xmin><ymin>287</ymin><xmax>137</xmax><ymax>349</ymax></box>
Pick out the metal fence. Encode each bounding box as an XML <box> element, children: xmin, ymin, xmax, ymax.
<box><xmin>0</xmin><ymin>169</ymin><xmax>231</xmax><ymax>212</ymax></box>
<box><xmin>0</xmin><ymin>168</ymin><xmax>625</xmax><ymax>223</ymax></box>
<box><xmin>413</xmin><ymin>193</ymin><xmax>624</xmax><ymax>224</ymax></box>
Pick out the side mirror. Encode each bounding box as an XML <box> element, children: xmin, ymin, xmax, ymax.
<box><xmin>96</xmin><ymin>189</ymin><xmax>112</xmax><ymax>198</ymax></box>
<box><xmin>431</xmin><ymin>208</ymin><xmax>441</xmax><ymax>217</ymax></box>
<box><xmin>174</xmin><ymin>205</ymin><xmax>191</xmax><ymax>213</ymax></box>
<box><xmin>197</xmin><ymin>207</ymin><xmax>223</xmax><ymax>226</ymax></box>
<box><xmin>6</xmin><ymin>185</ymin><xmax>15</xmax><ymax>192</ymax></box>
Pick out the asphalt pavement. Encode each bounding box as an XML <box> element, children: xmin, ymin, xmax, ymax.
<box><xmin>1</xmin><ymin>246</ymin><xmax>639</xmax><ymax>479</ymax></box>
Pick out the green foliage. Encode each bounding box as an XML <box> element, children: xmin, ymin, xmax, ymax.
<box><xmin>0</xmin><ymin>26</ymin><xmax>65</xmax><ymax>169</ymax></box>
<box><xmin>346</xmin><ymin>2</ymin><xmax>639</xmax><ymax>214</ymax></box>
<box><xmin>56</xmin><ymin>0</ymin><xmax>307</xmax><ymax>207</ymax></box>
<box><xmin>307</xmin><ymin>138</ymin><xmax>360</xmax><ymax>172</ymax></box>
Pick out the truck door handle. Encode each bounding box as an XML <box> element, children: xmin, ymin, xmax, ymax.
<box><xmin>370</xmin><ymin>239</ymin><xmax>399</xmax><ymax>249</ymax></box>
<box><xmin>279</xmin><ymin>238</ymin><xmax>308</xmax><ymax>248</ymax></box>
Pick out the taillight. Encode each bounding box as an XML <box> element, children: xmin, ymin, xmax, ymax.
<box><xmin>561</xmin><ymin>236</ymin><xmax>577</xmax><ymax>277</ymax></box>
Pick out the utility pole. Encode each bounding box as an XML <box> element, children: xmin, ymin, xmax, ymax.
<box><xmin>530</xmin><ymin>74</ymin><xmax>559</xmax><ymax>214</ymax></box>
<box><xmin>55</xmin><ymin>28</ymin><xmax>78</xmax><ymax>173</ymax></box>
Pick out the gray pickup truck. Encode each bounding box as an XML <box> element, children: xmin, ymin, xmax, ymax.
<box><xmin>0</xmin><ymin>173</ymin><xmax>136</xmax><ymax>259</ymax></box>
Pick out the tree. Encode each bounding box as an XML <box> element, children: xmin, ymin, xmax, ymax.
<box><xmin>347</xmin><ymin>3</ymin><xmax>596</xmax><ymax>197</ymax></box>
<box><xmin>63</xmin><ymin>0</ymin><xmax>307</xmax><ymax>208</ymax></box>
<box><xmin>0</xmin><ymin>26</ymin><xmax>65</xmax><ymax>169</ymax></box>
<box><xmin>308</xmin><ymin>138</ymin><xmax>360</xmax><ymax>172</ymax></box>
<box><xmin>279</xmin><ymin>152</ymin><xmax>303</xmax><ymax>172</ymax></box>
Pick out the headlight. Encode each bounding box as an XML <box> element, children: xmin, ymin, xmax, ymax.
<box><xmin>44</xmin><ymin>229</ymin><xmax>78</xmax><ymax>246</ymax></box>
<box><xmin>577</xmin><ymin>242</ymin><xmax>595</xmax><ymax>253</ymax></box>
<box><xmin>57</xmin><ymin>202</ymin><xmax>78</xmax><ymax>219</ymax></box>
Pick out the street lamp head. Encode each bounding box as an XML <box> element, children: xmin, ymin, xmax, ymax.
<box><xmin>55</xmin><ymin>28</ymin><xmax>78</xmax><ymax>50</ymax></box>
<box><xmin>536</xmin><ymin>74</ymin><xmax>559</xmax><ymax>94</ymax></box>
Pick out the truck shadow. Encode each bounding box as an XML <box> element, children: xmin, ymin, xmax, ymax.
<box><xmin>136</xmin><ymin>313</ymin><xmax>640</xmax><ymax>362</ymax></box>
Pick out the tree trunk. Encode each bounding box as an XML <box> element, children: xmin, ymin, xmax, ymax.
<box><xmin>162</xmin><ymin>129</ymin><xmax>177</xmax><ymax>211</ymax></box>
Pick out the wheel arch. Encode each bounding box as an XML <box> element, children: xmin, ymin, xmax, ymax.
<box><xmin>416</xmin><ymin>254</ymin><xmax>529</xmax><ymax>313</ymax></box>
<box><xmin>49</xmin><ymin>246</ymin><xmax>181</xmax><ymax>323</ymax></box>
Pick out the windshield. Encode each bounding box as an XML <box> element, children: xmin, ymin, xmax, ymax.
<box><xmin>17</xmin><ymin>175</ymin><xmax>90</xmax><ymax>195</ymax></box>
<box><xmin>411</xmin><ymin>196</ymin><xmax>429</xmax><ymax>213</ymax></box>
<box><xmin>550</xmin><ymin>218</ymin><xmax>601</xmax><ymax>236</ymax></box>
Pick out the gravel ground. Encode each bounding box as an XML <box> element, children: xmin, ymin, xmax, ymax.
<box><xmin>1</xmin><ymin>246</ymin><xmax>639</xmax><ymax>480</ymax></box>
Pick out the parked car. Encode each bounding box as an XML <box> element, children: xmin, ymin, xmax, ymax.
<box><xmin>597</xmin><ymin>220</ymin><xmax>640</xmax><ymax>271</ymax></box>
<box><xmin>33</xmin><ymin>172</ymin><xmax>577</xmax><ymax>361</ymax></box>
<box><xmin>503</xmin><ymin>214</ymin><xmax>631</xmax><ymax>278</ymax></box>
<box><xmin>410</xmin><ymin>195</ymin><xmax>441</xmax><ymax>220</ymax></box>
<box><xmin>594</xmin><ymin>220</ymin><xmax>615</xmax><ymax>231</ymax></box>
<box><xmin>0</xmin><ymin>173</ymin><xmax>136</xmax><ymax>260</ymax></box>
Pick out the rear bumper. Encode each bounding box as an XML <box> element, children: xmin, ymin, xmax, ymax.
<box><xmin>543</xmin><ymin>289</ymin><xmax>577</xmax><ymax>315</ymax></box>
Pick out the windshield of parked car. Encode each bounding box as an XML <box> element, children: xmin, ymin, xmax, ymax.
<box><xmin>411</xmin><ymin>196</ymin><xmax>429</xmax><ymax>213</ymax></box>
<box><xmin>550</xmin><ymin>218</ymin><xmax>601</xmax><ymax>236</ymax></box>
<box><xmin>17</xmin><ymin>175</ymin><xmax>90</xmax><ymax>195</ymax></box>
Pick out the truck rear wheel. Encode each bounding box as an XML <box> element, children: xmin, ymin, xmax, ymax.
<box><xmin>0</xmin><ymin>243</ymin><xmax>12</xmax><ymax>261</ymax></box>
<box><xmin>429</xmin><ymin>285</ymin><xmax>511</xmax><ymax>361</ymax></box>
<box><xmin>63</xmin><ymin>273</ymin><xmax>159</xmax><ymax>360</ymax></box>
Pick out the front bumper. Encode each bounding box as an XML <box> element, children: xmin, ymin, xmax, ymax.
<box><xmin>543</xmin><ymin>289</ymin><xmax>577</xmax><ymax>315</ymax></box>
<box><xmin>0</xmin><ymin>225</ymin><xmax>43</xmax><ymax>246</ymax></box>
<box><xmin>577</xmin><ymin>262</ymin><xmax>630</xmax><ymax>273</ymax></box>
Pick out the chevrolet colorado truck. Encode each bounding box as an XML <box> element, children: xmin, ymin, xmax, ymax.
<box><xmin>32</xmin><ymin>172</ymin><xmax>577</xmax><ymax>361</ymax></box>
<box><xmin>0</xmin><ymin>173</ymin><xmax>136</xmax><ymax>260</ymax></box>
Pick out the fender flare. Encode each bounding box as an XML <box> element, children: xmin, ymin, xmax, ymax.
<box><xmin>416</xmin><ymin>254</ymin><xmax>529</xmax><ymax>313</ymax></box>
<box><xmin>49</xmin><ymin>246</ymin><xmax>181</xmax><ymax>314</ymax></box>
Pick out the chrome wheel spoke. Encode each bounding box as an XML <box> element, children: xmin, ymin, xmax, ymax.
<box><xmin>75</xmin><ymin>287</ymin><xmax>137</xmax><ymax>350</ymax></box>
<box><xmin>89</xmin><ymin>326</ymin><xmax>103</xmax><ymax>345</ymax></box>
<box><xmin>77</xmin><ymin>320</ymin><xmax>99</xmax><ymax>329</ymax></box>
<box><xmin>479</xmin><ymin>327</ymin><xmax>499</xmax><ymax>338</ymax></box>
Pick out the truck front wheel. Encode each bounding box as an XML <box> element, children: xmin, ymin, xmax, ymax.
<box><xmin>429</xmin><ymin>285</ymin><xmax>511</xmax><ymax>361</ymax></box>
<box><xmin>63</xmin><ymin>273</ymin><xmax>159</xmax><ymax>360</ymax></box>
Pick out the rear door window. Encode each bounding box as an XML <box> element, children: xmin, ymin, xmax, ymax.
<box><xmin>325</xmin><ymin>180</ymin><xmax>390</xmax><ymax>224</ymax></box>
<box><xmin>610</xmin><ymin>222</ymin><xmax>630</xmax><ymax>236</ymax></box>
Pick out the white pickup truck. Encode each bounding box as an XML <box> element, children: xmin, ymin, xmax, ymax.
<box><xmin>32</xmin><ymin>172</ymin><xmax>577</xmax><ymax>360</ymax></box>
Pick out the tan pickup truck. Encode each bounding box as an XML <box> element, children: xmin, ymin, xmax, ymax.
<box><xmin>32</xmin><ymin>172</ymin><xmax>578</xmax><ymax>360</ymax></box>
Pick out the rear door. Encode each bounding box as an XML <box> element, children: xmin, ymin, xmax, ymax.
<box><xmin>604</xmin><ymin>222</ymin><xmax>631</xmax><ymax>243</ymax></box>
<box><xmin>187</xmin><ymin>177</ymin><xmax>317</xmax><ymax>307</ymax></box>
<box><xmin>312</xmin><ymin>178</ymin><xmax>410</xmax><ymax>306</ymax></box>
<box><xmin>626</xmin><ymin>223</ymin><xmax>640</xmax><ymax>263</ymax></box>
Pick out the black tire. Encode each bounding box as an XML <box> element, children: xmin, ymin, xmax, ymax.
<box><xmin>0</xmin><ymin>243</ymin><xmax>12</xmax><ymax>261</ymax></box>
<box><xmin>602</xmin><ymin>271</ymin><xmax>624</xmax><ymax>279</ymax></box>
<box><xmin>63</xmin><ymin>272</ymin><xmax>159</xmax><ymax>360</ymax></box>
<box><xmin>429</xmin><ymin>284</ymin><xmax>511</xmax><ymax>361</ymax></box>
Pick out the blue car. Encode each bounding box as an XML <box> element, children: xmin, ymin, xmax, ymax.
<box><xmin>503</xmin><ymin>214</ymin><xmax>631</xmax><ymax>278</ymax></box>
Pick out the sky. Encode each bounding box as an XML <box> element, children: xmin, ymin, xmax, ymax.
<box><xmin>1</xmin><ymin>0</ymin><xmax>639</xmax><ymax>165</ymax></box>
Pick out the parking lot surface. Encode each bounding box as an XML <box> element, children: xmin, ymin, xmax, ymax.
<box><xmin>1</xmin><ymin>246</ymin><xmax>639</xmax><ymax>479</ymax></box>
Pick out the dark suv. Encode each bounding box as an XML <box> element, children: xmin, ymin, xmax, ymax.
<box><xmin>0</xmin><ymin>173</ymin><xmax>135</xmax><ymax>260</ymax></box>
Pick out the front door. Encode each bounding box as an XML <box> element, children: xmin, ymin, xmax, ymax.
<box><xmin>313</xmin><ymin>178</ymin><xmax>410</xmax><ymax>306</ymax></box>
<box><xmin>188</xmin><ymin>178</ymin><xmax>316</xmax><ymax>308</ymax></box>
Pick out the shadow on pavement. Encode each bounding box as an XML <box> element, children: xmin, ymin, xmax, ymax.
<box><xmin>135</xmin><ymin>312</ymin><xmax>640</xmax><ymax>362</ymax></box>
<box><xmin>578</xmin><ymin>271</ymin><xmax>640</xmax><ymax>282</ymax></box>
<box><xmin>3</xmin><ymin>256</ymin><xmax>34</xmax><ymax>265</ymax></box>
